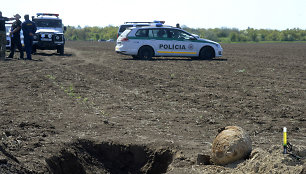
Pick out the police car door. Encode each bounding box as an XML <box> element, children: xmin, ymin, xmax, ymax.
<box><xmin>151</xmin><ymin>28</ymin><xmax>177</xmax><ymax>57</ymax></box>
<box><xmin>170</xmin><ymin>29</ymin><xmax>198</xmax><ymax>57</ymax></box>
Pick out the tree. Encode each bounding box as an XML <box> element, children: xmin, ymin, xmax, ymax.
<box><xmin>229</xmin><ymin>32</ymin><xmax>238</xmax><ymax>42</ymax></box>
<box><xmin>204</xmin><ymin>30</ymin><xmax>220</xmax><ymax>42</ymax></box>
<box><xmin>64</xmin><ymin>25</ymin><xmax>306</xmax><ymax>43</ymax></box>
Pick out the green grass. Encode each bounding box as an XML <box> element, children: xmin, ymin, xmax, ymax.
<box><xmin>45</xmin><ymin>74</ymin><xmax>108</xmax><ymax>116</ymax></box>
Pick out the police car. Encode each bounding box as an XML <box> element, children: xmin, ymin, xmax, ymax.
<box><xmin>32</xmin><ymin>13</ymin><xmax>66</xmax><ymax>55</ymax></box>
<box><xmin>115</xmin><ymin>23</ymin><xmax>223</xmax><ymax>60</ymax></box>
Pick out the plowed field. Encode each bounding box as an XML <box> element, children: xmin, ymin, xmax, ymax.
<box><xmin>0</xmin><ymin>41</ymin><xmax>305</xmax><ymax>173</ymax></box>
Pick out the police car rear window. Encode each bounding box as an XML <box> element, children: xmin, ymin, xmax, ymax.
<box><xmin>119</xmin><ymin>25</ymin><xmax>133</xmax><ymax>32</ymax></box>
<box><xmin>120</xmin><ymin>29</ymin><xmax>131</xmax><ymax>37</ymax></box>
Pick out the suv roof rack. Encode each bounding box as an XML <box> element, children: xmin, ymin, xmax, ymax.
<box><xmin>36</xmin><ymin>13</ymin><xmax>59</xmax><ymax>17</ymax></box>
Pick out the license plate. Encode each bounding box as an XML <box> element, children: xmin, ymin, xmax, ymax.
<box><xmin>41</xmin><ymin>38</ymin><xmax>52</xmax><ymax>41</ymax></box>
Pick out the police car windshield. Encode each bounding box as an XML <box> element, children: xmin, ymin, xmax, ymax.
<box><xmin>33</xmin><ymin>19</ymin><xmax>62</xmax><ymax>28</ymax></box>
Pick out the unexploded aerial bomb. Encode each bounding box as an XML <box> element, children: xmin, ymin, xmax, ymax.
<box><xmin>211</xmin><ymin>126</ymin><xmax>252</xmax><ymax>165</ymax></box>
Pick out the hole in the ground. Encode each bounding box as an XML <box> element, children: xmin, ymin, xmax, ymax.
<box><xmin>45</xmin><ymin>139</ymin><xmax>173</xmax><ymax>174</ymax></box>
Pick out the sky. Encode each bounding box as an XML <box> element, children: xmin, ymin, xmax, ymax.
<box><xmin>1</xmin><ymin>0</ymin><xmax>305</xmax><ymax>30</ymax></box>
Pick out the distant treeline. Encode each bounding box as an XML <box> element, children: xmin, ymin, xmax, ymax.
<box><xmin>64</xmin><ymin>25</ymin><xmax>306</xmax><ymax>43</ymax></box>
<box><xmin>183</xmin><ymin>27</ymin><xmax>306</xmax><ymax>43</ymax></box>
<box><xmin>64</xmin><ymin>25</ymin><xmax>118</xmax><ymax>41</ymax></box>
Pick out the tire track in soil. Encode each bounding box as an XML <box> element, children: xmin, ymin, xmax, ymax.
<box><xmin>44</xmin><ymin>44</ymin><xmax>304</xmax><ymax>153</ymax></box>
<box><xmin>39</xmin><ymin>45</ymin><xmax>256</xmax><ymax>163</ymax></box>
<box><xmin>40</xmin><ymin>46</ymin><xmax>220</xmax><ymax>155</ymax></box>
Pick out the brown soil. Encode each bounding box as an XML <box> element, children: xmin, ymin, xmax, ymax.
<box><xmin>0</xmin><ymin>41</ymin><xmax>305</xmax><ymax>174</ymax></box>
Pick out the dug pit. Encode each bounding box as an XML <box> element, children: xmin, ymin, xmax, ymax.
<box><xmin>45</xmin><ymin>139</ymin><xmax>173</xmax><ymax>174</ymax></box>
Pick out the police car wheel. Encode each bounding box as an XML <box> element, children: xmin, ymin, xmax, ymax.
<box><xmin>199</xmin><ymin>46</ymin><xmax>215</xmax><ymax>60</ymax></box>
<box><xmin>132</xmin><ymin>55</ymin><xmax>139</xmax><ymax>59</ymax></box>
<box><xmin>138</xmin><ymin>46</ymin><xmax>153</xmax><ymax>60</ymax></box>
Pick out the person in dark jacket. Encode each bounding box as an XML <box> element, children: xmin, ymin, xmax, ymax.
<box><xmin>22</xmin><ymin>14</ymin><xmax>36</xmax><ymax>60</ymax></box>
<box><xmin>0</xmin><ymin>11</ymin><xmax>13</xmax><ymax>60</ymax></box>
<box><xmin>7</xmin><ymin>14</ymin><xmax>24</xmax><ymax>59</ymax></box>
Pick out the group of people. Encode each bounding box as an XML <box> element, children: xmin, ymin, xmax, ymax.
<box><xmin>0</xmin><ymin>11</ymin><xmax>37</xmax><ymax>60</ymax></box>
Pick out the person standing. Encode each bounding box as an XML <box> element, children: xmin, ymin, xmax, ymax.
<box><xmin>0</xmin><ymin>11</ymin><xmax>12</xmax><ymax>60</ymax></box>
<box><xmin>22</xmin><ymin>14</ymin><xmax>36</xmax><ymax>60</ymax></box>
<box><xmin>7</xmin><ymin>14</ymin><xmax>24</xmax><ymax>59</ymax></box>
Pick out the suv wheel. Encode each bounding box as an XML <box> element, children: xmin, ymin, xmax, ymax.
<box><xmin>32</xmin><ymin>46</ymin><xmax>37</xmax><ymax>54</ymax></box>
<box><xmin>138</xmin><ymin>46</ymin><xmax>153</xmax><ymax>60</ymax></box>
<box><xmin>57</xmin><ymin>45</ymin><xmax>64</xmax><ymax>55</ymax></box>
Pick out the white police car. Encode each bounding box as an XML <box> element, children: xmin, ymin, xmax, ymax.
<box><xmin>115</xmin><ymin>24</ymin><xmax>223</xmax><ymax>60</ymax></box>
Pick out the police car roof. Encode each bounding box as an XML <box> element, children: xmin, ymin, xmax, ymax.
<box><xmin>124</xmin><ymin>21</ymin><xmax>165</xmax><ymax>24</ymax></box>
<box><xmin>124</xmin><ymin>22</ymin><xmax>153</xmax><ymax>24</ymax></box>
